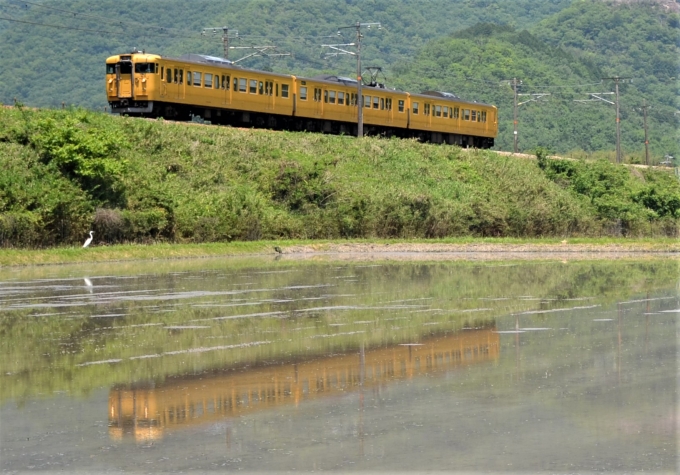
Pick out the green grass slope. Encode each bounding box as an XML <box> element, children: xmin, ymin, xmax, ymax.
<box><xmin>0</xmin><ymin>107</ymin><xmax>678</xmax><ymax>248</ymax></box>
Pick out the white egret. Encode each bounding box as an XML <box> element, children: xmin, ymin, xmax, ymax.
<box><xmin>82</xmin><ymin>231</ymin><xmax>94</xmax><ymax>248</ymax></box>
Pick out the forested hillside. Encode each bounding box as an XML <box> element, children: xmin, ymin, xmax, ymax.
<box><xmin>0</xmin><ymin>0</ymin><xmax>677</xmax><ymax>161</ymax></box>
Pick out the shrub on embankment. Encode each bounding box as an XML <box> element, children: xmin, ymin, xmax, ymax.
<box><xmin>0</xmin><ymin>107</ymin><xmax>678</xmax><ymax>247</ymax></box>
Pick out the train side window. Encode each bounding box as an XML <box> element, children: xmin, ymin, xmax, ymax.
<box><xmin>281</xmin><ymin>84</ymin><xmax>289</xmax><ymax>98</ymax></box>
<box><xmin>215</xmin><ymin>75</ymin><xmax>220</xmax><ymax>90</ymax></box>
<box><xmin>204</xmin><ymin>73</ymin><xmax>213</xmax><ymax>88</ymax></box>
<box><xmin>275</xmin><ymin>83</ymin><xmax>279</xmax><ymax>96</ymax></box>
<box><xmin>463</xmin><ymin>109</ymin><xmax>470</xmax><ymax>120</ymax></box>
<box><xmin>195</xmin><ymin>72</ymin><xmax>203</xmax><ymax>87</ymax></box>
<box><xmin>258</xmin><ymin>81</ymin><xmax>263</xmax><ymax>94</ymax></box>
<box><xmin>187</xmin><ymin>71</ymin><xmax>193</xmax><ymax>86</ymax></box>
<box><xmin>471</xmin><ymin>110</ymin><xmax>477</xmax><ymax>121</ymax></box>
<box><xmin>412</xmin><ymin>102</ymin><xmax>419</xmax><ymax>114</ymax></box>
<box><xmin>300</xmin><ymin>86</ymin><xmax>307</xmax><ymax>100</ymax></box>
<box><xmin>329</xmin><ymin>91</ymin><xmax>336</xmax><ymax>104</ymax></box>
<box><xmin>435</xmin><ymin>105</ymin><xmax>441</xmax><ymax>117</ymax></box>
<box><xmin>155</xmin><ymin>63</ymin><xmax>159</xmax><ymax>74</ymax></box>
<box><xmin>249</xmin><ymin>79</ymin><xmax>257</xmax><ymax>94</ymax></box>
<box><xmin>324</xmin><ymin>90</ymin><xmax>328</xmax><ymax>103</ymax></box>
<box><xmin>239</xmin><ymin>78</ymin><xmax>247</xmax><ymax>92</ymax></box>
<box><xmin>161</xmin><ymin>67</ymin><xmax>164</xmax><ymax>81</ymax></box>
<box><xmin>364</xmin><ymin>95</ymin><xmax>371</xmax><ymax>108</ymax></box>
<box><xmin>398</xmin><ymin>100</ymin><xmax>404</xmax><ymax>112</ymax></box>
<box><xmin>372</xmin><ymin>97</ymin><xmax>379</xmax><ymax>109</ymax></box>
<box><xmin>443</xmin><ymin>106</ymin><xmax>448</xmax><ymax>118</ymax></box>
<box><xmin>337</xmin><ymin>91</ymin><xmax>344</xmax><ymax>105</ymax></box>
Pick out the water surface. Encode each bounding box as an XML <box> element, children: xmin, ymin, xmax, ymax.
<box><xmin>0</xmin><ymin>256</ymin><xmax>677</xmax><ymax>473</ymax></box>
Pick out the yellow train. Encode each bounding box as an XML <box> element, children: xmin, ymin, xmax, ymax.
<box><xmin>106</xmin><ymin>50</ymin><xmax>497</xmax><ymax>148</ymax></box>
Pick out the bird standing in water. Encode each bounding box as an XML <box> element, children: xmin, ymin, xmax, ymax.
<box><xmin>274</xmin><ymin>246</ymin><xmax>282</xmax><ymax>254</ymax></box>
<box><xmin>83</xmin><ymin>231</ymin><xmax>94</xmax><ymax>248</ymax></box>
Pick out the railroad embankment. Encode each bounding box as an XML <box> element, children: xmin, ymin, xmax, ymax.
<box><xmin>1</xmin><ymin>107</ymin><xmax>678</xmax><ymax>250</ymax></box>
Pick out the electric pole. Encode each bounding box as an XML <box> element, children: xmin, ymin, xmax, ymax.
<box><xmin>642</xmin><ymin>99</ymin><xmax>650</xmax><ymax>166</ymax></box>
<box><xmin>326</xmin><ymin>21</ymin><xmax>382</xmax><ymax>138</ymax></box>
<box><xmin>513</xmin><ymin>78</ymin><xmax>519</xmax><ymax>153</ymax></box>
<box><xmin>202</xmin><ymin>27</ymin><xmax>239</xmax><ymax>59</ymax></box>
<box><xmin>601</xmin><ymin>76</ymin><xmax>631</xmax><ymax>163</ymax></box>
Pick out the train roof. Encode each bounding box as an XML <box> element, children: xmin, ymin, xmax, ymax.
<box><xmin>413</xmin><ymin>90</ymin><xmax>495</xmax><ymax>108</ymax></box>
<box><xmin>178</xmin><ymin>54</ymin><xmax>235</xmax><ymax>66</ymax></box>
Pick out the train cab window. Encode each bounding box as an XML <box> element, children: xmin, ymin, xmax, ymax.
<box><xmin>471</xmin><ymin>110</ymin><xmax>477</xmax><ymax>121</ymax></box>
<box><xmin>398</xmin><ymin>100</ymin><xmax>404</xmax><ymax>112</ymax></box>
<box><xmin>435</xmin><ymin>105</ymin><xmax>441</xmax><ymax>117</ymax></box>
<box><xmin>463</xmin><ymin>109</ymin><xmax>470</xmax><ymax>120</ymax></box>
<box><xmin>205</xmin><ymin>73</ymin><xmax>213</xmax><ymax>88</ymax></box>
<box><xmin>249</xmin><ymin>80</ymin><xmax>257</xmax><ymax>94</ymax></box>
<box><xmin>239</xmin><ymin>78</ymin><xmax>247</xmax><ymax>92</ymax></box>
<box><xmin>106</xmin><ymin>64</ymin><xmax>116</xmax><ymax>74</ymax></box>
<box><xmin>412</xmin><ymin>102</ymin><xmax>419</xmax><ymax>114</ymax></box>
<box><xmin>281</xmin><ymin>84</ymin><xmax>289</xmax><ymax>98</ymax></box>
<box><xmin>337</xmin><ymin>91</ymin><xmax>344</xmax><ymax>105</ymax></box>
<box><xmin>135</xmin><ymin>63</ymin><xmax>155</xmax><ymax>74</ymax></box>
<box><xmin>300</xmin><ymin>86</ymin><xmax>308</xmax><ymax>100</ymax></box>
<box><xmin>161</xmin><ymin>67</ymin><xmax>164</xmax><ymax>80</ymax></box>
<box><xmin>329</xmin><ymin>91</ymin><xmax>336</xmax><ymax>104</ymax></box>
<box><xmin>155</xmin><ymin>63</ymin><xmax>159</xmax><ymax>74</ymax></box>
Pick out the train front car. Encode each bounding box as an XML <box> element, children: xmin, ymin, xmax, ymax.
<box><xmin>106</xmin><ymin>51</ymin><xmax>161</xmax><ymax>116</ymax></box>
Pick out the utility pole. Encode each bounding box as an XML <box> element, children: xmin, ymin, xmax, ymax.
<box><xmin>642</xmin><ymin>99</ymin><xmax>650</xmax><ymax>166</ymax></box>
<box><xmin>601</xmin><ymin>76</ymin><xmax>631</xmax><ymax>163</ymax></box>
<box><xmin>326</xmin><ymin>21</ymin><xmax>381</xmax><ymax>138</ymax></box>
<box><xmin>202</xmin><ymin>27</ymin><xmax>239</xmax><ymax>59</ymax></box>
<box><xmin>513</xmin><ymin>78</ymin><xmax>519</xmax><ymax>153</ymax></box>
<box><xmin>505</xmin><ymin>78</ymin><xmax>548</xmax><ymax>153</ymax></box>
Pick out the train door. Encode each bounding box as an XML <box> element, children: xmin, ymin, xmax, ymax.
<box><xmin>226</xmin><ymin>74</ymin><xmax>232</xmax><ymax>106</ymax></box>
<box><xmin>317</xmin><ymin>87</ymin><xmax>326</xmax><ymax>118</ymax></box>
<box><xmin>160</xmin><ymin>65</ymin><xmax>167</xmax><ymax>99</ymax></box>
<box><xmin>167</xmin><ymin>66</ymin><xmax>185</xmax><ymax>101</ymax></box>
<box><xmin>116</xmin><ymin>61</ymin><xmax>133</xmax><ymax>99</ymax></box>
<box><xmin>265</xmin><ymin>80</ymin><xmax>274</xmax><ymax>112</ymax></box>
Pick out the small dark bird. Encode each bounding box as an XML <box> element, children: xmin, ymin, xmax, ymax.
<box><xmin>274</xmin><ymin>246</ymin><xmax>282</xmax><ymax>254</ymax></box>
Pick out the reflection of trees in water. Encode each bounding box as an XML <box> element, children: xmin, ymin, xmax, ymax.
<box><xmin>1</xmin><ymin>259</ymin><xmax>677</xmax><ymax>402</ymax></box>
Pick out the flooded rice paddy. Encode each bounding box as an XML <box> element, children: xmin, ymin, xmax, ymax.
<box><xmin>0</xmin><ymin>256</ymin><xmax>677</xmax><ymax>473</ymax></box>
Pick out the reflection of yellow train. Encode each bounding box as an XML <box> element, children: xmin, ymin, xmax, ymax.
<box><xmin>105</xmin><ymin>51</ymin><xmax>497</xmax><ymax>147</ymax></box>
<box><xmin>109</xmin><ymin>327</ymin><xmax>499</xmax><ymax>441</ymax></box>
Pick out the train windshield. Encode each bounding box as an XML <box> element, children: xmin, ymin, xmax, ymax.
<box><xmin>106</xmin><ymin>64</ymin><xmax>116</xmax><ymax>74</ymax></box>
<box><xmin>135</xmin><ymin>63</ymin><xmax>155</xmax><ymax>74</ymax></box>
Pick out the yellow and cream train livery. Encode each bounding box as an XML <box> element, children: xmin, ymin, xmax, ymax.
<box><xmin>106</xmin><ymin>50</ymin><xmax>497</xmax><ymax>148</ymax></box>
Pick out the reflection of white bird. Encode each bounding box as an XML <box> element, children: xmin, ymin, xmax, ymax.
<box><xmin>82</xmin><ymin>231</ymin><xmax>94</xmax><ymax>248</ymax></box>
